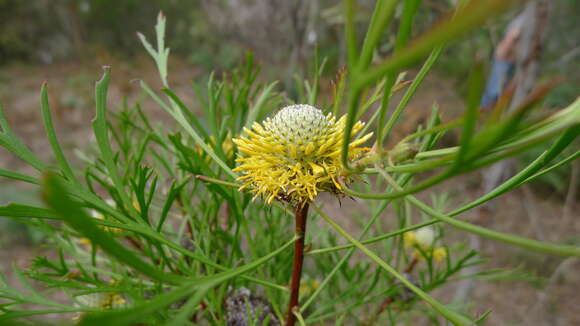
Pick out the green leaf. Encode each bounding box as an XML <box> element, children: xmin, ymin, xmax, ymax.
<box><xmin>0</xmin><ymin>168</ymin><xmax>38</xmax><ymax>184</ymax></box>
<box><xmin>380</xmin><ymin>171</ymin><xmax>580</xmax><ymax>257</ymax></box>
<box><xmin>452</xmin><ymin>127</ymin><xmax>579</xmax><ymax>215</ymax></box>
<box><xmin>452</xmin><ymin>61</ymin><xmax>484</xmax><ymax>169</ymax></box>
<box><xmin>0</xmin><ymin>203</ymin><xmax>60</xmax><ymax>220</ymax></box>
<box><xmin>141</xmin><ymin>81</ymin><xmax>238</xmax><ymax>180</ymax></box>
<box><xmin>137</xmin><ymin>12</ymin><xmax>169</xmax><ymax>87</ymax></box>
<box><xmin>315</xmin><ymin>206</ymin><xmax>475</xmax><ymax>326</ymax></box>
<box><xmin>343</xmin><ymin>0</ymin><xmax>359</xmax><ymax>70</ymax></box>
<box><xmin>0</xmin><ymin>104</ymin><xmax>47</xmax><ymax>171</ymax></box>
<box><xmin>356</xmin><ymin>0</ymin><xmax>521</xmax><ymax>88</ymax></box>
<box><xmin>78</xmin><ymin>237</ymin><xmax>296</xmax><ymax>326</ymax></box>
<box><xmin>92</xmin><ymin>67</ymin><xmax>138</xmax><ymax>218</ymax></box>
<box><xmin>40</xmin><ymin>83</ymin><xmax>78</xmax><ymax>185</ymax></box>
<box><xmin>162</xmin><ymin>88</ymin><xmax>209</xmax><ymax>140</ymax></box>
<box><xmin>380</xmin><ymin>45</ymin><xmax>443</xmax><ymax>144</ymax></box>
<box><xmin>41</xmin><ymin>172</ymin><xmax>183</xmax><ymax>285</ymax></box>
<box><xmin>357</xmin><ymin>0</ymin><xmax>399</xmax><ymax>71</ymax></box>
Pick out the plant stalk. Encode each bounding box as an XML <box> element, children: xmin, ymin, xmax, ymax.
<box><xmin>286</xmin><ymin>202</ymin><xmax>310</xmax><ymax>326</ymax></box>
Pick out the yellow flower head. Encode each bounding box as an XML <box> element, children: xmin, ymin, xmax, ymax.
<box><xmin>432</xmin><ymin>247</ymin><xmax>447</xmax><ymax>262</ymax></box>
<box><xmin>233</xmin><ymin>104</ymin><xmax>372</xmax><ymax>204</ymax></box>
<box><xmin>90</xmin><ymin>199</ymin><xmax>122</xmax><ymax>233</ymax></box>
<box><xmin>300</xmin><ymin>278</ymin><xmax>322</xmax><ymax>297</ymax></box>
<box><xmin>403</xmin><ymin>231</ymin><xmax>417</xmax><ymax>248</ymax></box>
<box><xmin>72</xmin><ymin>292</ymin><xmax>127</xmax><ymax>321</ymax></box>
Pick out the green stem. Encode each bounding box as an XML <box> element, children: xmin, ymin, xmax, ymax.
<box><xmin>379</xmin><ymin>171</ymin><xmax>580</xmax><ymax>257</ymax></box>
<box><xmin>380</xmin><ymin>46</ymin><xmax>443</xmax><ymax>145</ymax></box>
<box><xmin>307</xmin><ymin>219</ymin><xmax>438</xmax><ymax>255</ymax></box>
<box><xmin>314</xmin><ymin>205</ymin><xmax>474</xmax><ymax>325</ymax></box>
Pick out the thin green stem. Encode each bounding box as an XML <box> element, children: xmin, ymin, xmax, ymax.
<box><xmin>448</xmin><ymin>128</ymin><xmax>578</xmax><ymax>216</ymax></box>
<box><xmin>380</xmin><ymin>46</ymin><xmax>443</xmax><ymax>145</ymax></box>
<box><xmin>345</xmin><ymin>124</ymin><xmax>578</xmax><ymax>200</ymax></box>
<box><xmin>195</xmin><ymin>175</ymin><xmax>240</xmax><ymax>188</ymax></box>
<box><xmin>300</xmin><ymin>198</ymin><xmax>393</xmax><ymax>312</ymax></box>
<box><xmin>518</xmin><ymin>150</ymin><xmax>579</xmax><ymax>186</ymax></box>
<box><xmin>307</xmin><ymin>219</ymin><xmax>438</xmax><ymax>255</ymax></box>
<box><xmin>342</xmin><ymin>87</ymin><xmax>364</xmax><ymax>172</ymax></box>
<box><xmin>358</xmin><ymin>0</ymin><xmax>399</xmax><ymax>71</ymax></box>
<box><xmin>344</xmin><ymin>0</ymin><xmax>358</xmax><ymax>70</ymax></box>
<box><xmin>314</xmin><ymin>205</ymin><xmax>474</xmax><ymax>325</ymax></box>
<box><xmin>379</xmin><ymin>171</ymin><xmax>580</xmax><ymax>257</ymax></box>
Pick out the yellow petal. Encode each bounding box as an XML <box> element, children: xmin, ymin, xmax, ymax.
<box><xmin>288</xmin><ymin>144</ymin><xmax>298</xmax><ymax>159</ymax></box>
<box><xmin>308</xmin><ymin>162</ymin><xmax>325</xmax><ymax>176</ymax></box>
<box><xmin>304</xmin><ymin>142</ymin><xmax>315</xmax><ymax>155</ymax></box>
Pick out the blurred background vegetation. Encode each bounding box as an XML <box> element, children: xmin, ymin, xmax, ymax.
<box><xmin>1</xmin><ymin>0</ymin><xmax>578</xmax><ymax>86</ymax></box>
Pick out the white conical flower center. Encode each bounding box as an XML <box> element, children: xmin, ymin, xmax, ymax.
<box><xmin>268</xmin><ymin>104</ymin><xmax>331</xmax><ymax>144</ymax></box>
<box><xmin>415</xmin><ymin>227</ymin><xmax>435</xmax><ymax>248</ymax></box>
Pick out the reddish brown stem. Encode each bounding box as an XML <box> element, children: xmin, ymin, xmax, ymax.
<box><xmin>365</xmin><ymin>257</ymin><xmax>418</xmax><ymax>325</ymax></box>
<box><xmin>285</xmin><ymin>202</ymin><xmax>310</xmax><ymax>326</ymax></box>
<box><xmin>404</xmin><ymin>256</ymin><xmax>419</xmax><ymax>273</ymax></box>
<box><xmin>377</xmin><ymin>297</ymin><xmax>394</xmax><ymax>314</ymax></box>
<box><xmin>364</xmin><ymin>297</ymin><xmax>394</xmax><ymax>326</ymax></box>
<box><xmin>126</xmin><ymin>236</ymin><xmax>143</xmax><ymax>251</ymax></box>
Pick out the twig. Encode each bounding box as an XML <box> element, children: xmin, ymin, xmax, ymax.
<box><xmin>286</xmin><ymin>202</ymin><xmax>310</xmax><ymax>326</ymax></box>
<box><xmin>404</xmin><ymin>257</ymin><xmax>419</xmax><ymax>273</ymax></box>
<box><xmin>364</xmin><ymin>297</ymin><xmax>394</xmax><ymax>326</ymax></box>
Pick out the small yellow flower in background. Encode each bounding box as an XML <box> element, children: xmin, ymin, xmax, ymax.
<box><xmin>73</xmin><ymin>292</ymin><xmax>127</xmax><ymax>322</ymax></box>
<box><xmin>132</xmin><ymin>199</ymin><xmax>141</xmax><ymax>213</ymax></box>
<box><xmin>403</xmin><ymin>231</ymin><xmax>417</xmax><ymax>248</ymax></box>
<box><xmin>404</xmin><ymin>227</ymin><xmax>447</xmax><ymax>263</ymax></box>
<box><xmin>90</xmin><ymin>199</ymin><xmax>122</xmax><ymax>233</ymax></box>
<box><xmin>233</xmin><ymin>104</ymin><xmax>372</xmax><ymax>204</ymax></box>
<box><xmin>78</xmin><ymin>237</ymin><xmax>92</xmax><ymax>248</ymax></box>
<box><xmin>432</xmin><ymin>247</ymin><xmax>447</xmax><ymax>262</ymax></box>
<box><xmin>76</xmin><ymin>291</ymin><xmax>127</xmax><ymax>310</ymax></box>
<box><xmin>299</xmin><ymin>279</ymin><xmax>321</xmax><ymax>297</ymax></box>
<box><xmin>404</xmin><ymin>227</ymin><xmax>434</xmax><ymax>249</ymax></box>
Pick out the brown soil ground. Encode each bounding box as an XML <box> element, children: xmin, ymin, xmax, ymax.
<box><xmin>1</xmin><ymin>58</ymin><xmax>578</xmax><ymax>325</ymax></box>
